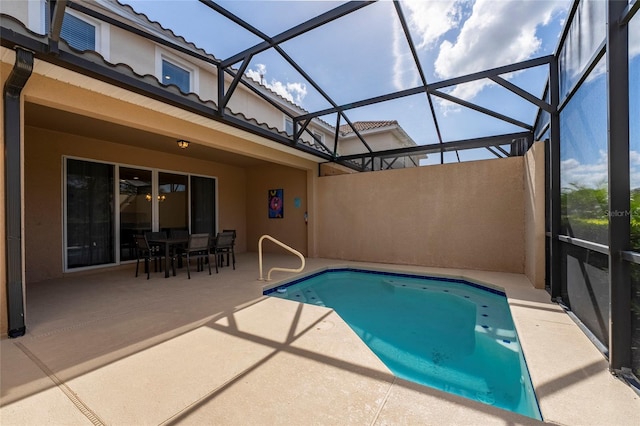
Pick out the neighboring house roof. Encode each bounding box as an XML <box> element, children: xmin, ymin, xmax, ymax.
<box><xmin>339</xmin><ymin>120</ymin><xmax>418</xmax><ymax>150</ymax></box>
<box><xmin>339</xmin><ymin>120</ymin><xmax>400</xmax><ymax>135</ymax></box>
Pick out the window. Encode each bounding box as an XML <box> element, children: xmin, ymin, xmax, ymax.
<box><xmin>313</xmin><ymin>131</ymin><xmax>324</xmax><ymax>145</ymax></box>
<box><xmin>162</xmin><ymin>59</ymin><xmax>191</xmax><ymax>93</ymax></box>
<box><xmin>61</xmin><ymin>12</ymin><xmax>96</xmax><ymax>51</ymax></box>
<box><xmin>65</xmin><ymin>159</ymin><xmax>115</xmax><ymax>269</ymax></box>
<box><xmin>191</xmin><ymin>176</ymin><xmax>217</xmax><ymax>235</ymax></box>
<box><xmin>285</xmin><ymin>117</ymin><xmax>294</xmax><ymax>136</ymax></box>
<box><xmin>65</xmin><ymin>157</ymin><xmax>217</xmax><ymax>270</ymax></box>
<box><xmin>158</xmin><ymin>172</ymin><xmax>189</xmax><ymax>230</ymax></box>
<box><xmin>119</xmin><ymin>167</ymin><xmax>152</xmax><ymax>261</ymax></box>
<box><xmin>27</xmin><ymin>0</ymin><xmax>47</xmax><ymax>34</ymax></box>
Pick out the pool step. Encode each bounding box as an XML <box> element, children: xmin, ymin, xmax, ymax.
<box><xmin>280</xmin><ymin>287</ymin><xmax>325</xmax><ymax>306</ymax></box>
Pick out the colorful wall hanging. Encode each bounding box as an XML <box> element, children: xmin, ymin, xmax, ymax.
<box><xmin>268</xmin><ymin>189</ymin><xmax>284</xmax><ymax>218</ymax></box>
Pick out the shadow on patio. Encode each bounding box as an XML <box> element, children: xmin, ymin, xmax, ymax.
<box><xmin>1</xmin><ymin>254</ymin><xmax>638</xmax><ymax>425</ymax></box>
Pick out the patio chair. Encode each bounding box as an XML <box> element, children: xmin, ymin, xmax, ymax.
<box><xmin>222</xmin><ymin>229</ymin><xmax>237</xmax><ymax>267</ymax></box>
<box><xmin>212</xmin><ymin>231</ymin><xmax>235</xmax><ymax>272</ymax></box>
<box><xmin>134</xmin><ymin>234</ymin><xmax>154</xmax><ymax>279</ymax></box>
<box><xmin>169</xmin><ymin>228</ymin><xmax>189</xmax><ymax>239</ymax></box>
<box><xmin>144</xmin><ymin>231</ymin><xmax>167</xmax><ymax>271</ymax></box>
<box><xmin>182</xmin><ymin>233</ymin><xmax>212</xmax><ymax>279</ymax></box>
<box><xmin>169</xmin><ymin>228</ymin><xmax>189</xmax><ymax>266</ymax></box>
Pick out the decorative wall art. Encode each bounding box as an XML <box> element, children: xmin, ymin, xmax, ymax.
<box><xmin>268</xmin><ymin>188</ymin><xmax>284</xmax><ymax>218</ymax></box>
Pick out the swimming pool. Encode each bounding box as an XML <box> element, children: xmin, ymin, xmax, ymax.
<box><xmin>264</xmin><ymin>268</ymin><xmax>541</xmax><ymax>420</ymax></box>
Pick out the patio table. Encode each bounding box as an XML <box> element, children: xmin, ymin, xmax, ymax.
<box><xmin>147</xmin><ymin>237</ymin><xmax>188</xmax><ymax>278</ymax></box>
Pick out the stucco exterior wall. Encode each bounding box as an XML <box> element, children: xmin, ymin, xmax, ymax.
<box><xmin>524</xmin><ymin>142</ymin><xmax>546</xmax><ymax>288</ymax></box>
<box><xmin>316</xmin><ymin>157</ymin><xmax>526</xmax><ymax>273</ymax></box>
<box><xmin>246</xmin><ymin>164</ymin><xmax>309</xmax><ymax>256</ymax></box>
<box><xmin>0</xmin><ymin>2</ymin><xmax>30</xmax><ymax>31</ymax></box>
<box><xmin>339</xmin><ymin>132</ymin><xmax>403</xmax><ymax>155</ymax></box>
<box><xmin>109</xmin><ymin>26</ymin><xmax>156</xmax><ymax>79</ymax></box>
<box><xmin>24</xmin><ymin>126</ymin><xmax>247</xmax><ymax>283</ymax></box>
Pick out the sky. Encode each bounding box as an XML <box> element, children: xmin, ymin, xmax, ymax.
<box><xmin>119</xmin><ymin>0</ymin><xmax>635</xmax><ymax>178</ymax></box>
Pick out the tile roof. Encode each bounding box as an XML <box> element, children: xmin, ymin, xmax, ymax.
<box><xmin>339</xmin><ymin>120</ymin><xmax>399</xmax><ymax>135</ymax></box>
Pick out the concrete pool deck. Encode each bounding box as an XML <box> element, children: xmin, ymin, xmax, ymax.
<box><xmin>1</xmin><ymin>254</ymin><xmax>639</xmax><ymax>425</ymax></box>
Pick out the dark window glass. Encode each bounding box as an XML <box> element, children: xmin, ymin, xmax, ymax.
<box><xmin>191</xmin><ymin>176</ymin><xmax>216</xmax><ymax>235</ymax></box>
<box><xmin>560</xmin><ymin>57</ymin><xmax>608</xmax><ymax>244</ymax></box>
<box><xmin>632</xmin><ymin>263</ymin><xmax>640</xmax><ymax>378</ymax></box>
<box><xmin>631</xmin><ymin>264</ymin><xmax>640</xmax><ymax>377</ymax></box>
<box><xmin>61</xmin><ymin>13</ymin><xmax>96</xmax><ymax>51</ymax></box>
<box><xmin>158</xmin><ymin>172</ymin><xmax>188</xmax><ymax>231</ymax></box>
<box><xmin>119</xmin><ymin>168</ymin><xmax>152</xmax><ymax>261</ymax></box>
<box><xmin>66</xmin><ymin>159</ymin><xmax>114</xmax><ymax>268</ymax></box>
<box><xmin>162</xmin><ymin>60</ymin><xmax>190</xmax><ymax>93</ymax></box>
<box><xmin>560</xmin><ymin>242</ymin><xmax>609</xmax><ymax>348</ymax></box>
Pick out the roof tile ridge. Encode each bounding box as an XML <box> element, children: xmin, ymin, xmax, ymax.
<box><xmin>0</xmin><ymin>13</ymin><xmax>48</xmax><ymax>39</ymax></box>
<box><xmin>224</xmin><ymin>107</ymin><xmax>331</xmax><ymax>154</ymax></box>
<box><xmin>59</xmin><ymin>39</ymin><xmax>218</xmax><ymax>107</ymax></box>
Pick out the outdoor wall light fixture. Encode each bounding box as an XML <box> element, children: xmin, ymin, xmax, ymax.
<box><xmin>177</xmin><ymin>139</ymin><xmax>189</xmax><ymax>149</ymax></box>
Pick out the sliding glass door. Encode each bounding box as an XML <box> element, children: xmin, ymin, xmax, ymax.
<box><xmin>65</xmin><ymin>158</ymin><xmax>217</xmax><ymax>270</ymax></box>
<box><xmin>158</xmin><ymin>172</ymin><xmax>189</xmax><ymax>232</ymax></box>
<box><xmin>119</xmin><ymin>167</ymin><xmax>152</xmax><ymax>261</ymax></box>
<box><xmin>191</xmin><ymin>175</ymin><xmax>216</xmax><ymax>235</ymax></box>
<box><xmin>65</xmin><ymin>159</ymin><xmax>115</xmax><ymax>268</ymax></box>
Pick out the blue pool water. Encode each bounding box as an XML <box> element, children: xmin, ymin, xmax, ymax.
<box><xmin>264</xmin><ymin>268</ymin><xmax>541</xmax><ymax>420</ymax></box>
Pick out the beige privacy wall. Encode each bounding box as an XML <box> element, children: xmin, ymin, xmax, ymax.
<box><xmin>316</xmin><ymin>156</ymin><xmax>527</xmax><ymax>273</ymax></box>
<box><xmin>524</xmin><ymin>142</ymin><xmax>546</xmax><ymax>288</ymax></box>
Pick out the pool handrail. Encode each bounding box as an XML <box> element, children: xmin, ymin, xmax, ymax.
<box><xmin>258</xmin><ymin>235</ymin><xmax>305</xmax><ymax>281</ymax></box>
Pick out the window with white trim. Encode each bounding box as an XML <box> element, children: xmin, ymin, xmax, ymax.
<box><xmin>155</xmin><ymin>48</ymin><xmax>198</xmax><ymax>94</ymax></box>
<box><xmin>61</xmin><ymin>12</ymin><xmax>96</xmax><ymax>51</ymax></box>
<box><xmin>285</xmin><ymin>117</ymin><xmax>294</xmax><ymax>136</ymax></box>
<box><xmin>162</xmin><ymin>59</ymin><xmax>191</xmax><ymax>93</ymax></box>
<box><xmin>313</xmin><ymin>131</ymin><xmax>324</xmax><ymax>145</ymax></box>
<box><xmin>58</xmin><ymin>9</ymin><xmax>109</xmax><ymax>59</ymax></box>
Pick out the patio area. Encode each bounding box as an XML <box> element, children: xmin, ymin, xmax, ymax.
<box><xmin>1</xmin><ymin>253</ymin><xmax>638</xmax><ymax>425</ymax></box>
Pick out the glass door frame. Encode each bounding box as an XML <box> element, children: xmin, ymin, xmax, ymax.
<box><xmin>63</xmin><ymin>156</ymin><xmax>218</xmax><ymax>271</ymax></box>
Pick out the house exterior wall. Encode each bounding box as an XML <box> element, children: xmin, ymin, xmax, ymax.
<box><xmin>24</xmin><ymin>125</ymin><xmax>248</xmax><ymax>283</ymax></box>
<box><xmin>315</xmin><ymin>157</ymin><xmax>526</xmax><ymax>273</ymax></box>
<box><xmin>245</xmin><ymin>164</ymin><xmax>309</xmax><ymax>256</ymax></box>
<box><xmin>12</xmin><ymin>62</ymin><xmax>318</xmax><ymax>284</ymax></box>
<box><xmin>338</xmin><ymin>131</ymin><xmax>404</xmax><ymax>156</ymax></box>
<box><xmin>524</xmin><ymin>142</ymin><xmax>546</xmax><ymax>288</ymax></box>
<box><xmin>0</xmin><ymin>2</ymin><xmax>31</xmax><ymax>31</ymax></box>
<box><xmin>109</xmin><ymin>26</ymin><xmax>157</xmax><ymax>79</ymax></box>
<box><xmin>2</xmin><ymin>1</ymin><xmax>410</xmax><ymax>155</ymax></box>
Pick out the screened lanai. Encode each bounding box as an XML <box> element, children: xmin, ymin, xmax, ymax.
<box><xmin>1</xmin><ymin>0</ymin><xmax>639</xmax><ymax>397</ymax></box>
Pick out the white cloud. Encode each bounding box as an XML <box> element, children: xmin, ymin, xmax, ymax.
<box><xmin>404</xmin><ymin>0</ymin><xmax>463</xmax><ymax>49</ymax></box>
<box><xmin>246</xmin><ymin>64</ymin><xmax>307</xmax><ymax>105</ymax></box>
<box><xmin>561</xmin><ymin>150</ymin><xmax>640</xmax><ymax>190</ymax></box>
<box><xmin>392</xmin><ymin>16</ymin><xmax>418</xmax><ymax>90</ymax></box>
<box><xmin>392</xmin><ymin>0</ymin><xmax>463</xmax><ymax>90</ymax></box>
<box><xmin>246</xmin><ymin>63</ymin><xmax>267</xmax><ymax>84</ymax></box>
<box><xmin>561</xmin><ymin>150</ymin><xmax>608</xmax><ymax>189</ymax></box>
<box><xmin>632</xmin><ymin>20</ymin><xmax>640</xmax><ymax>60</ymax></box>
<box><xmin>433</xmin><ymin>0</ymin><xmax>567</xmax><ymax>103</ymax></box>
